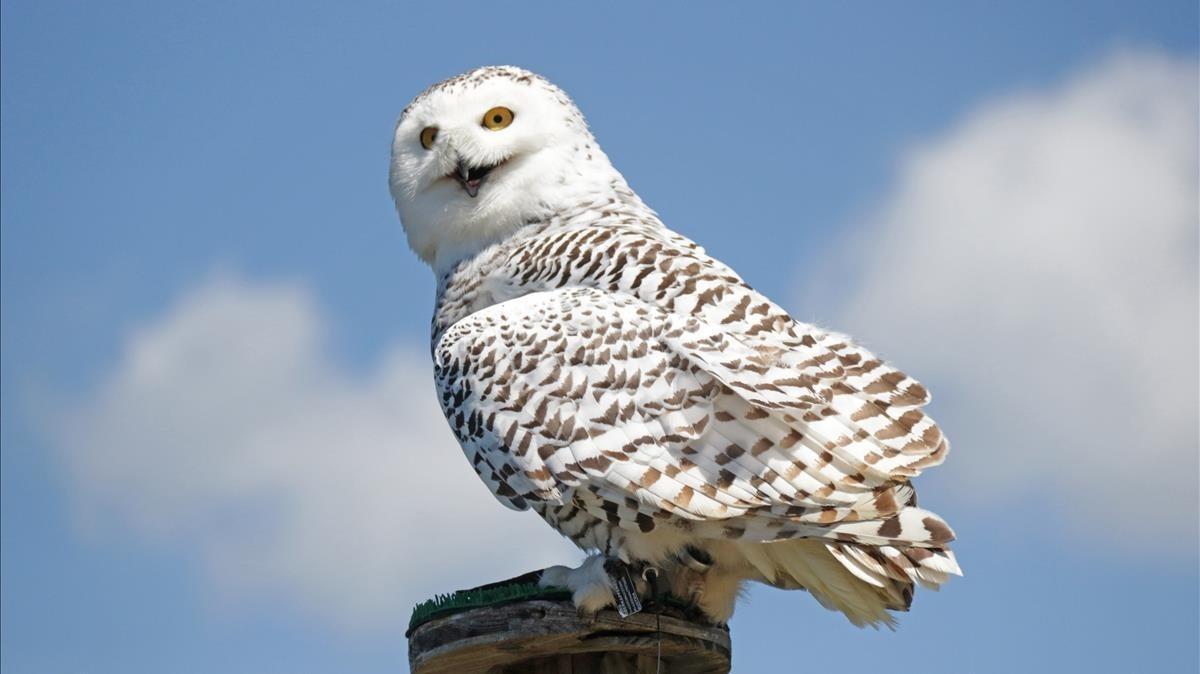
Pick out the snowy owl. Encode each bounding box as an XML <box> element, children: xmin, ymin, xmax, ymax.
<box><xmin>389</xmin><ymin>66</ymin><xmax>960</xmax><ymax>627</ymax></box>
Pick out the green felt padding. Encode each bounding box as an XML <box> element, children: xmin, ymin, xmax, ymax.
<box><xmin>407</xmin><ymin>582</ymin><xmax>572</xmax><ymax>634</ymax></box>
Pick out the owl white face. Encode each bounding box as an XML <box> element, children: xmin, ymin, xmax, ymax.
<box><xmin>390</xmin><ymin>66</ymin><xmax>616</xmax><ymax>273</ymax></box>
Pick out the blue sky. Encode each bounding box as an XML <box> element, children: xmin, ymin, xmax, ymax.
<box><xmin>2</xmin><ymin>2</ymin><xmax>1197</xmax><ymax>672</ymax></box>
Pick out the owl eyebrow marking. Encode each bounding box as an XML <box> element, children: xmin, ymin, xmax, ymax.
<box><xmin>400</xmin><ymin>65</ymin><xmax>553</xmax><ymax>118</ymax></box>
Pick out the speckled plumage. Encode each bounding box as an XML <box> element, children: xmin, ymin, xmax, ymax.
<box><xmin>391</xmin><ymin>66</ymin><xmax>960</xmax><ymax>627</ymax></box>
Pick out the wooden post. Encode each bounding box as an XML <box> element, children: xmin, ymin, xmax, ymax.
<box><xmin>407</xmin><ymin>573</ymin><xmax>731</xmax><ymax>674</ymax></box>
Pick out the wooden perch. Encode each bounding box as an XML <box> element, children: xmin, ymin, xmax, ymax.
<box><xmin>407</xmin><ymin>571</ymin><xmax>731</xmax><ymax>674</ymax></box>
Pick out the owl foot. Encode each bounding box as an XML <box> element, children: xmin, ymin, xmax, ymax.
<box><xmin>668</xmin><ymin>545</ymin><xmax>711</xmax><ymax>605</ymax></box>
<box><xmin>665</xmin><ymin>545</ymin><xmax>736</xmax><ymax>625</ymax></box>
<box><xmin>540</xmin><ymin>555</ymin><xmax>651</xmax><ymax>618</ymax></box>
<box><xmin>539</xmin><ymin>555</ymin><xmax>617</xmax><ymax>617</ymax></box>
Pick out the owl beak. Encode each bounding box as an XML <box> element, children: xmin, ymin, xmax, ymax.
<box><xmin>453</xmin><ymin>160</ymin><xmax>482</xmax><ymax>198</ymax></box>
<box><xmin>451</xmin><ymin>157</ymin><xmax>502</xmax><ymax>198</ymax></box>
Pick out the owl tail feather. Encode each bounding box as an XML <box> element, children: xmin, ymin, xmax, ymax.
<box><xmin>813</xmin><ymin>505</ymin><xmax>957</xmax><ymax>548</ymax></box>
<box><xmin>745</xmin><ymin>516</ymin><xmax>961</xmax><ymax>628</ymax></box>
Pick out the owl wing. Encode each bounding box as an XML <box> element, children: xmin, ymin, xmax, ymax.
<box><xmin>434</xmin><ymin>282</ymin><xmax>952</xmax><ymax>547</ymax></box>
<box><xmin>435</xmin><ymin>286</ymin><xmax>728</xmax><ymax>516</ymax></box>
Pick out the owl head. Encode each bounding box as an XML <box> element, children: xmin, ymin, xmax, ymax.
<box><xmin>390</xmin><ymin>66</ymin><xmax>621</xmax><ymax>273</ymax></box>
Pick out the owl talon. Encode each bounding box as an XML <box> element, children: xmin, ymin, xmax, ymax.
<box><xmin>677</xmin><ymin>545</ymin><xmax>713</xmax><ymax>573</ymax></box>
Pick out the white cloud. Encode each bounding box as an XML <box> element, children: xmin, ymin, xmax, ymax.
<box><xmin>49</xmin><ymin>275</ymin><xmax>577</xmax><ymax>629</ymax></box>
<box><xmin>799</xmin><ymin>50</ymin><xmax>1198</xmax><ymax>553</ymax></box>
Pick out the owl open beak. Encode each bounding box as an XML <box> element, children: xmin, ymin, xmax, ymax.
<box><xmin>452</xmin><ymin>159</ymin><xmax>501</xmax><ymax>198</ymax></box>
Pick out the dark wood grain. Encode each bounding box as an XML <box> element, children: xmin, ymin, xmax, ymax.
<box><xmin>408</xmin><ymin>599</ymin><xmax>730</xmax><ymax>674</ymax></box>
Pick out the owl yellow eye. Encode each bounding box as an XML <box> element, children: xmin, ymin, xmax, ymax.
<box><xmin>482</xmin><ymin>106</ymin><xmax>514</xmax><ymax>130</ymax></box>
<box><xmin>420</xmin><ymin>127</ymin><xmax>438</xmax><ymax>150</ymax></box>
